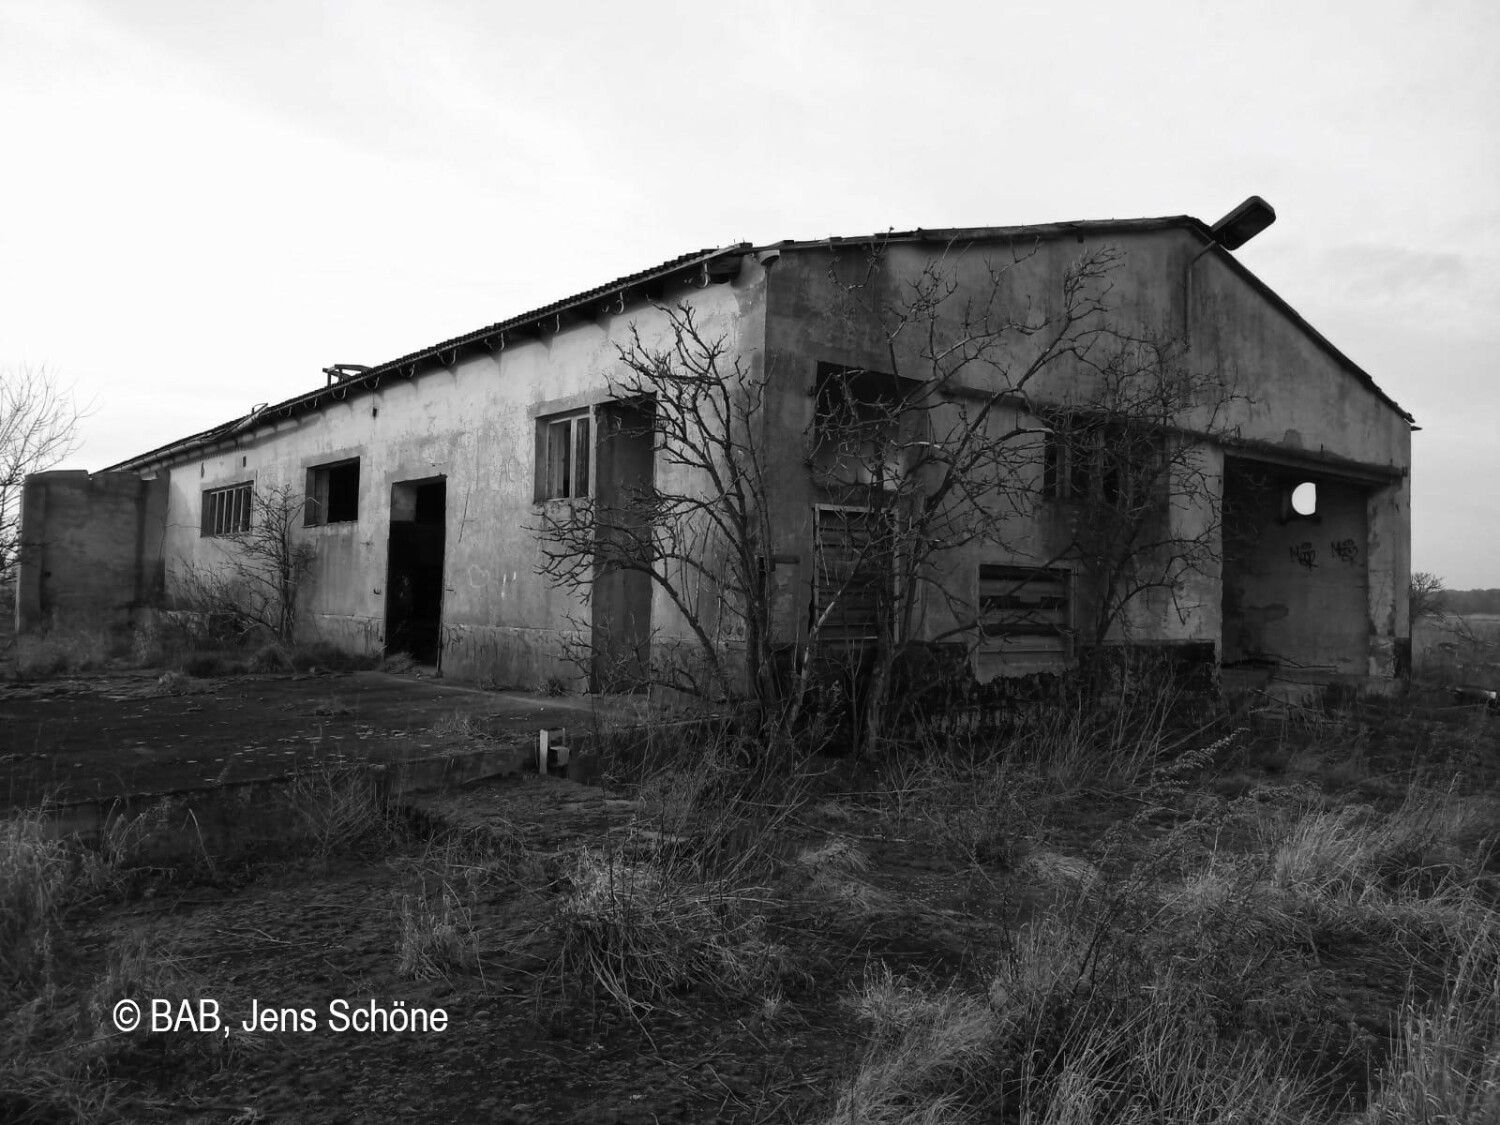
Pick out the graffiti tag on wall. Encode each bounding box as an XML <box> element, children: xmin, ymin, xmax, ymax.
<box><xmin>1330</xmin><ymin>538</ymin><xmax>1360</xmax><ymax>565</ymax></box>
<box><xmin>1289</xmin><ymin>542</ymin><xmax>1318</xmax><ymax>570</ymax></box>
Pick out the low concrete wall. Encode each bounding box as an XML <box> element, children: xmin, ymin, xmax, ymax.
<box><xmin>36</xmin><ymin>740</ymin><xmax>540</xmax><ymax>862</ymax></box>
<box><xmin>16</xmin><ymin>470</ymin><xmax>167</xmax><ymax>634</ymax></box>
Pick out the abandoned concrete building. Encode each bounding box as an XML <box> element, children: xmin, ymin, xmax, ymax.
<box><xmin>18</xmin><ymin>203</ymin><xmax>1413</xmax><ymax>693</ymax></box>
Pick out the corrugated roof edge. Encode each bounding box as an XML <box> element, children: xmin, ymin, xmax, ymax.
<box><xmin>105</xmin><ymin>216</ymin><xmax>1412</xmax><ymax>472</ymax></box>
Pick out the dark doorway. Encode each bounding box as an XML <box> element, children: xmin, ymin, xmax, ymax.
<box><xmin>591</xmin><ymin>401</ymin><xmax>654</xmax><ymax>692</ymax></box>
<box><xmin>385</xmin><ymin>478</ymin><xmax>447</xmax><ymax>665</ymax></box>
<box><xmin>1221</xmin><ymin>458</ymin><xmax>1369</xmax><ymax>673</ymax></box>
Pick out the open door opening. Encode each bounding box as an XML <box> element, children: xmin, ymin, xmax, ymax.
<box><xmin>385</xmin><ymin>478</ymin><xmax>446</xmax><ymax>666</ymax></box>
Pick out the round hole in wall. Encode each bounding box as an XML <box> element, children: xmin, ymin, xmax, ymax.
<box><xmin>1291</xmin><ymin>481</ymin><xmax>1317</xmax><ymax>516</ymax></box>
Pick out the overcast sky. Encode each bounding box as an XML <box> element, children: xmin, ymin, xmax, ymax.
<box><xmin>2</xmin><ymin>0</ymin><xmax>1496</xmax><ymax>585</ymax></box>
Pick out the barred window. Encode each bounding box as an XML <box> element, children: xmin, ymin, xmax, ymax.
<box><xmin>201</xmin><ymin>482</ymin><xmax>252</xmax><ymax>537</ymax></box>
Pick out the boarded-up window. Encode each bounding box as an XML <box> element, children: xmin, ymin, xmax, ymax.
<box><xmin>978</xmin><ymin>564</ymin><xmax>1071</xmax><ymax>671</ymax></box>
<box><xmin>813</xmin><ymin>506</ymin><xmax>891</xmax><ymax>645</ymax></box>
<box><xmin>201</xmin><ymin>482</ymin><xmax>252</xmax><ymax>538</ymax></box>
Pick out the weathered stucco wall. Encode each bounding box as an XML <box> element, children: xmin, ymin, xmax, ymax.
<box><xmin>761</xmin><ymin>228</ymin><xmax>1411</xmax><ymax>681</ymax></box>
<box><xmin>48</xmin><ymin>224</ymin><xmax>1408</xmax><ymax>690</ymax></box>
<box><xmin>16</xmin><ymin>470</ymin><xmax>167</xmax><ymax>634</ymax></box>
<box><xmin>155</xmin><ymin>262</ymin><xmax>768</xmax><ymax>687</ymax></box>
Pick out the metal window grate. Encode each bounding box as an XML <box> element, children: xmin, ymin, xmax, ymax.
<box><xmin>201</xmin><ymin>482</ymin><xmax>252</xmax><ymax>537</ymax></box>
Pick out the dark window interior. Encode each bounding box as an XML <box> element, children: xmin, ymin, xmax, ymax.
<box><xmin>306</xmin><ymin>458</ymin><xmax>360</xmax><ymax>525</ymax></box>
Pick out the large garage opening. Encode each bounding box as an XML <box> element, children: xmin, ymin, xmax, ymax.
<box><xmin>385</xmin><ymin>478</ymin><xmax>447</xmax><ymax>666</ymax></box>
<box><xmin>1221</xmin><ymin>458</ymin><xmax>1369</xmax><ymax>675</ymax></box>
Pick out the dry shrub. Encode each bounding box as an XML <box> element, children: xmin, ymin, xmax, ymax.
<box><xmin>1008</xmin><ymin>1003</ymin><xmax>1323</xmax><ymax>1125</ymax></box>
<box><xmin>1231</xmin><ymin>778</ymin><xmax>1500</xmax><ymax>960</ymax></box>
<box><xmin>1266</xmin><ymin>781</ymin><xmax>1495</xmax><ymax>900</ymax></box>
<box><xmin>552</xmin><ymin>845</ymin><xmax>788</xmax><ymax>1016</ymax></box>
<box><xmin>824</xmin><ymin>904</ymin><xmax>1325</xmax><ymax>1125</ymax></box>
<box><xmin>391</xmin><ymin>820</ymin><xmax>545</xmax><ymax>981</ymax></box>
<box><xmin>288</xmin><ymin>763</ymin><xmax>394</xmax><ymax>858</ymax></box>
<box><xmin>395</xmin><ymin>888</ymin><xmax>478</xmax><ymax>980</ymax></box>
<box><xmin>793</xmin><ymin>836</ymin><xmax>888</xmax><ymax>919</ymax></box>
<box><xmin>821</xmin><ymin>966</ymin><xmax>996</xmax><ymax>1125</ymax></box>
<box><xmin>878</xmin><ymin>742</ymin><xmax>1042</xmax><ymax>871</ymax></box>
<box><xmin>546</xmin><ymin>717</ymin><xmax>816</xmax><ymax>1016</ymax></box>
<box><xmin>430</xmin><ymin>710</ymin><xmax>483</xmax><ymax>741</ymax></box>
<box><xmin>380</xmin><ymin>651</ymin><xmax>418</xmax><ymax>675</ymax></box>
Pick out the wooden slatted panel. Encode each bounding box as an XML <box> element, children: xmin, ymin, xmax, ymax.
<box><xmin>978</xmin><ymin>564</ymin><xmax>1070</xmax><ymax>665</ymax></box>
<box><xmin>814</xmin><ymin>507</ymin><xmax>889</xmax><ymax>645</ymax></box>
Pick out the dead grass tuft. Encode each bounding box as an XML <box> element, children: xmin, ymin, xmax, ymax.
<box><xmin>287</xmin><ymin>763</ymin><xmax>394</xmax><ymax>858</ymax></box>
<box><xmin>552</xmin><ymin>845</ymin><xmax>789</xmax><ymax>1016</ymax></box>
<box><xmin>1360</xmin><ymin>936</ymin><xmax>1500</xmax><ymax>1124</ymax></box>
<box><xmin>395</xmin><ymin>888</ymin><xmax>479</xmax><ymax>980</ymax></box>
<box><xmin>0</xmin><ymin>811</ymin><xmax>73</xmax><ymax>990</ymax></box>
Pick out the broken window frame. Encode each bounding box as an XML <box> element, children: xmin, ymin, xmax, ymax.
<box><xmin>200</xmin><ymin>482</ymin><xmax>253</xmax><ymax>538</ymax></box>
<box><xmin>304</xmin><ymin>457</ymin><xmax>361</xmax><ymax>526</ymax></box>
<box><xmin>811</xmin><ymin>363</ymin><xmax>921</xmax><ymax>492</ymax></box>
<box><xmin>1041</xmin><ymin>418</ymin><xmax>1168</xmax><ymax>513</ymax></box>
<box><xmin>537</xmin><ymin>411</ymin><xmax>592</xmax><ymax>501</ymax></box>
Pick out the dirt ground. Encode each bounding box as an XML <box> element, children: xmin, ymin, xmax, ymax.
<box><xmin>41</xmin><ymin>775</ymin><xmax>981</xmax><ymax>1124</ymax></box>
<box><xmin>5</xmin><ymin>674</ymin><xmax>1498</xmax><ymax>1124</ymax></box>
<box><xmin>0</xmin><ymin>671</ymin><xmax>637</xmax><ymax>809</ymax></box>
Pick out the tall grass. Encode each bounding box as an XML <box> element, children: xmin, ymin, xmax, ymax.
<box><xmin>0</xmin><ymin>810</ymin><xmax>73</xmax><ymax>989</ymax></box>
<box><xmin>547</xmin><ymin>718</ymin><xmax>815</xmax><ymax>1017</ymax></box>
<box><xmin>1360</xmin><ymin>937</ymin><xmax>1500</xmax><ymax>1123</ymax></box>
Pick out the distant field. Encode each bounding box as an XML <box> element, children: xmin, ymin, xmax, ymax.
<box><xmin>1414</xmin><ymin>612</ymin><xmax>1500</xmax><ymax>687</ymax></box>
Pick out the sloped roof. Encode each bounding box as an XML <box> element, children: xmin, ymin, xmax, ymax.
<box><xmin>107</xmin><ymin>216</ymin><xmax>1411</xmax><ymax>471</ymax></box>
<box><xmin>108</xmin><ymin>244</ymin><xmax>751</xmax><ymax>471</ymax></box>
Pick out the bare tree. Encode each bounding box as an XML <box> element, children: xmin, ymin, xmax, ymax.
<box><xmin>533</xmin><ymin>240</ymin><xmax>1245</xmax><ymax>749</ymax></box>
<box><xmin>1034</xmin><ymin>336</ymin><xmax>1242</xmax><ymax>685</ymax></box>
<box><xmin>175</xmin><ymin>483</ymin><xmax>315</xmax><ymax>643</ymax></box>
<box><xmin>805</xmin><ymin>240</ymin><xmax>1127</xmax><ymax>746</ymax></box>
<box><xmin>1</xmin><ymin>365</ymin><xmax>84</xmax><ymax>583</ymax></box>
<box><xmin>533</xmin><ymin>242</ymin><xmax>1127</xmax><ymax>746</ymax></box>
<box><xmin>533</xmin><ymin>310</ymin><xmax>782</xmax><ymax>713</ymax></box>
<box><xmin>1409</xmin><ymin>571</ymin><xmax>1446</xmax><ymax>621</ymax></box>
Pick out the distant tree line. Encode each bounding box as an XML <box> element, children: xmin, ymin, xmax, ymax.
<box><xmin>1440</xmin><ymin>588</ymin><xmax>1500</xmax><ymax>616</ymax></box>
